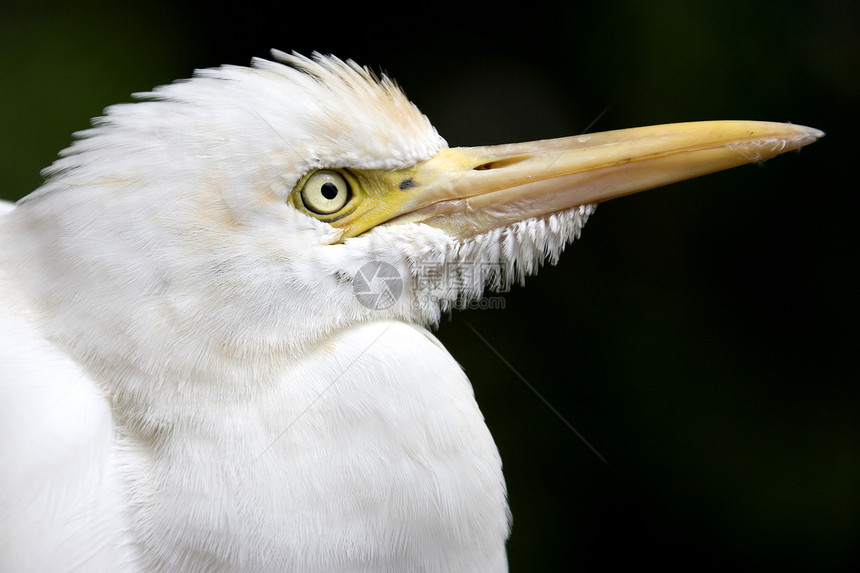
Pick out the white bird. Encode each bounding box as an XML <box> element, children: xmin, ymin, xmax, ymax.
<box><xmin>0</xmin><ymin>51</ymin><xmax>821</xmax><ymax>572</ymax></box>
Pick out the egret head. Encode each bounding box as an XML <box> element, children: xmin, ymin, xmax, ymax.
<box><xmin>11</xmin><ymin>51</ymin><xmax>821</xmax><ymax>393</ymax></box>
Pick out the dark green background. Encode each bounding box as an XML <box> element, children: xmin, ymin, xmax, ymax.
<box><xmin>2</xmin><ymin>1</ymin><xmax>857</xmax><ymax>570</ymax></box>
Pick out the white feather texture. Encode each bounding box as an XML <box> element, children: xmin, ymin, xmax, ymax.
<box><xmin>0</xmin><ymin>52</ymin><xmax>593</xmax><ymax>572</ymax></box>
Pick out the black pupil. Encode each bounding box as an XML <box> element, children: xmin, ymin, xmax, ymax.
<box><xmin>321</xmin><ymin>182</ymin><xmax>339</xmax><ymax>200</ymax></box>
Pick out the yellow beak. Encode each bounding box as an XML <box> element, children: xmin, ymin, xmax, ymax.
<box><xmin>334</xmin><ymin>120</ymin><xmax>822</xmax><ymax>239</ymax></box>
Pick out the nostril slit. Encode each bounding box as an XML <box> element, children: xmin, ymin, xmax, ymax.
<box><xmin>473</xmin><ymin>156</ymin><xmax>529</xmax><ymax>171</ymax></box>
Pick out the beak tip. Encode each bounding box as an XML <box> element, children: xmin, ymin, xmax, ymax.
<box><xmin>785</xmin><ymin>123</ymin><xmax>825</xmax><ymax>147</ymax></box>
<box><xmin>808</xmin><ymin>127</ymin><xmax>826</xmax><ymax>142</ymax></box>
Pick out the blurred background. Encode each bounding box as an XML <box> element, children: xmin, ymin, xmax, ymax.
<box><xmin>1</xmin><ymin>0</ymin><xmax>857</xmax><ymax>570</ymax></box>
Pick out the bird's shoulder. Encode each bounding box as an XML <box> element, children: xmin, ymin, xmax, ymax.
<box><xmin>0</xmin><ymin>295</ymin><xmax>129</xmax><ymax>571</ymax></box>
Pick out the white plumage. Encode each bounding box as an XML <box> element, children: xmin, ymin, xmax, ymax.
<box><xmin>0</xmin><ymin>52</ymin><xmax>820</xmax><ymax>571</ymax></box>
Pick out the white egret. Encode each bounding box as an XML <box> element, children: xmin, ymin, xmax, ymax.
<box><xmin>0</xmin><ymin>52</ymin><xmax>821</xmax><ymax>572</ymax></box>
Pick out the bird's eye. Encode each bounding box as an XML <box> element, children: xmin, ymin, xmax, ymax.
<box><xmin>300</xmin><ymin>170</ymin><xmax>352</xmax><ymax>215</ymax></box>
